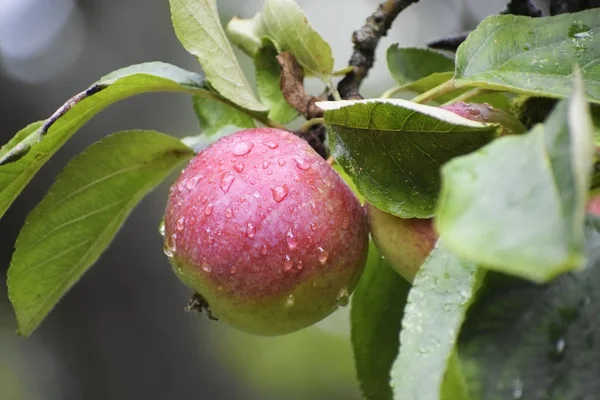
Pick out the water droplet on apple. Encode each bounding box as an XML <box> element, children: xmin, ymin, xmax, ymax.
<box><xmin>271</xmin><ymin>184</ymin><xmax>289</xmax><ymax>202</ymax></box>
<box><xmin>246</xmin><ymin>223</ymin><xmax>256</xmax><ymax>239</ymax></box>
<box><xmin>286</xmin><ymin>228</ymin><xmax>298</xmax><ymax>249</ymax></box>
<box><xmin>294</xmin><ymin>157</ymin><xmax>311</xmax><ymax>170</ymax></box>
<box><xmin>205</xmin><ymin>203</ymin><xmax>213</xmax><ymax>216</ymax></box>
<box><xmin>176</xmin><ymin>216</ymin><xmax>185</xmax><ymax>231</ymax></box>
<box><xmin>233</xmin><ymin>162</ymin><xmax>245</xmax><ymax>173</ymax></box>
<box><xmin>262</xmin><ymin>161</ymin><xmax>270</xmax><ymax>169</ymax></box>
<box><xmin>285</xmin><ymin>294</ymin><xmax>295</xmax><ymax>307</ymax></box>
<box><xmin>277</xmin><ymin>158</ymin><xmax>286</xmax><ymax>166</ymax></box>
<box><xmin>186</xmin><ymin>175</ymin><xmax>200</xmax><ymax>190</ymax></box>
<box><xmin>158</xmin><ymin>220</ymin><xmax>165</xmax><ymax>236</ymax></box>
<box><xmin>284</xmin><ymin>255</ymin><xmax>294</xmax><ymax>271</ymax></box>
<box><xmin>336</xmin><ymin>288</ymin><xmax>349</xmax><ymax>307</ymax></box>
<box><xmin>220</xmin><ymin>172</ymin><xmax>235</xmax><ymax>193</ymax></box>
<box><xmin>264</xmin><ymin>141</ymin><xmax>279</xmax><ymax>149</ymax></box>
<box><xmin>318</xmin><ymin>247</ymin><xmax>329</xmax><ymax>264</ymax></box>
<box><xmin>225</xmin><ymin>208</ymin><xmax>233</xmax><ymax>218</ymax></box>
<box><xmin>260</xmin><ymin>245</ymin><xmax>268</xmax><ymax>255</ymax></box>
<box><xmin>233</xmin><ymin>141</ymin><xmax>254</xmax><ymax>156</ymax></box>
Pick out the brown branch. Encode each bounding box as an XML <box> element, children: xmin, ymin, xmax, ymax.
<box><xmin>337</xmin><ymin>0</ymin><xmax>419</xmax><ymax>100</ymax></box>
<box><xmin>276</xmin><ymin>52</ymin><xmax>325</xmax><ymax>119</ymax></box>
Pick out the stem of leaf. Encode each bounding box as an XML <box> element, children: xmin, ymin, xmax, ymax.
<box><xmin>441</xmin><ymin>88</ymin><xmax>490</xmax><ymax>105</ymax></box>
<box><xmin>299</xmin><ymin>117</ymin><xmax>325</xmax><ymax>133</ymax></box>
<box><xmin>203</xmin><ymin>91</ymin><xmax>287</xmax><ymax>130</ymax></box>
<box><xmin>381</xmin><ymin>84</ymin><xmax>409</xmax><ymax>99</ymax></box>
<box><xmin>331</xmin><ymin>66</ymin><xmax>354</xmax><ymax>77</ymax></box>
<box><xmin>411</xmin><ymin>79</ymin><xmax>457</xmax><ymax>104</ymax></box>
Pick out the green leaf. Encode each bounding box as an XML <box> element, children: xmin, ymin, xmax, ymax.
<box><xmin>318</xmin><ymin>98</ymin><xmax>499</xmax><ymax>218</ymax></box>
<box><xmin>261</xmin><ymin>0</ymin><xmax>334</xmax><ymax>80</ymax></box>
<box><xmin>169</xmin><ymin>0</ymin><xmax>266</xmax><ymax>111</ymax></box>
<box><xmin>455</xmin><ymin>10</ymin><xmax>600</xmax><ymax>103</ymax></box>
<box><xmin>8</xmin><ymin>130</ymin><xmax>193</xmax><ymax>336</ymax></box>
<box><xmin>458</xmin><ymin>219</ymin><xmax>600</xmax><ymax>400</ymax></box>
<box><xmin>387</xmin><ymin>46</ymin><xmax>454</xmax><ymax>85</ymax></box>
<box><xmin>226</xmin><ymin>13</ymin><xmax>267</xmax><ymax>57</ymax></box>
<box><xmin>192</xmin><ymin>96</ymin><xmax>256</xmax><ymax>136</ymax></box>
<box><xmin>351</xmin><ymin>241</ymin><xmax>411</xmax><ymax>400</ymax></box>
<box><xmin>0</xmin><ymin>62</ymin><xmax>209</xmax><ymax>221</ymax></box>
<box><xmin>255</xmin><ymin>40</ymin><xmax>299</xmax><ymax>124</ymax></box>
<box><xmin>391</xmin><ymin>241</ymin><xmax>481</xmax><ymax>400</ymax></box>
<box><xmin>436</xmin><ymin>73</ymin><xmax>595</xmax><ymax>282</ymax></box>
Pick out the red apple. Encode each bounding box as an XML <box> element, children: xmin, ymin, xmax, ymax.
<box><xmin>163</xmin><ymin>128</ymin><xmax>368</xmax><ymax>335</ymax></box>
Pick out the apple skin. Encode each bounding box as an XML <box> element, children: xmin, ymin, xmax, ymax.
<box><xmin>366</xmin><ymin>203</ymin><xmax>437</xmax><ymax>282</ymax></box>
<box><xmin>163</xmin><ymin>128</ymin><xmax>368</xmax><ymax>335</ymax></box>
<box><xmin>441</xmin><ymin>101</ymin><xmax>526</xmax><ymax>136</ymax></box>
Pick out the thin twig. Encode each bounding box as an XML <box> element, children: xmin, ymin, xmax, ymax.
<box><xmin>0</xmin><ymin>84</ymin><xmax>105</xmax><ymax>165</ymax></box>
<box><xmin>337</xmin><ymin>0</ymin><xmax>419</xmax><ymax>100</ymax></box>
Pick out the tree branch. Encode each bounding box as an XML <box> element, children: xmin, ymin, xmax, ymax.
<box><xmin>337</xmin><ymin>0</ymin><xmax>419</xmax><ymax>100</ymax></box>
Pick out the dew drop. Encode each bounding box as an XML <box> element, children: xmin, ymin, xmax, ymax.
<box><xmin>201</xmin><ymin>196</ymin><xmax>208</xmax><ymax>204</ymax></box>
<box><xmin>253</xmin><ymin>191</ymin><xmax>261</xmax><ymax>198</ymax></box>
<box><xmin>225</xmin><ymin>208</ymin><xmax>233</xmax><ymax>218</ymax></box>
<box><xmin>177</xmin><ymin>178</ymin><xmax>188</xmax><ymax>192</ymax></box>
<box><xmin>264</xmin><ymin>141</ymin><xmax>279</xmax><ymax>149</ymax></box>
<box><xmin>230</xmin><ymin>265</ymin><xmax>237</xmax><ymax>275</ymax></box>
<box><xmin>297</xmin><ymin>261</ymin><xmax>303</xmax><ymax>270</ymax></box>
<box><xmin>271</xmin><ymin>184</ymin><xmax>289</xmax><ymax>202</ymax></box>
<box><xmin>286</xmin><ymin>228</ymin><xmax>298</xmax><ymax>250</ymax></box>
<box><xmin>318</xmin><ymin>247</ymin><xmax>329</xmax><ymax>264</ymax></box>
<box><xmin>284</xmin><ymin>255</ymin><xmax>294</xmax><ymax>271</ymax></box>
<box><xmin>233</xmin><ymin>162</ymin><xmax>245</xmax><ymax>173</ymax></box>
<box><xmin>467</xmin><ymin>107</ymin><xmax>481</xmax><ymax>116</ymax></box>
<box><xmin>336</xmin><ymin>288</ymin><xmax>350</xmax><ymax>307</ymax></box>
<box><xmin>164</xmin><ymin>233</ymin><xmax>177</xmax><ymax>257</ymax></box>
<box><xmin>188</xmin><ymin>216</ymin><xmax>196</xmax><ymax>226</ymax></box>
<box><xmin>233</xmin><ymin>141</ymin><xmax>254</xmax><ymax>156</ymax></box>
<box><xmin>176</xmin><ymin>216</ymin><xmax>185</xmax><ymax>231</ymax></box>
<box><xmin>158</xmin><ymin>220</ymin><xmax>165</xmax><ymax>237</ymax></box>
<box><xmin>220</xmin><ymin>172</ymin><xmax>235</xmax><ymax>193</ymax></box>
<box><xmin>277</xmin><ymin>158</ymin><xmax>286</xmax><ymax>166</ymax></box>
<box><xmin>267</xmin><ymin>170</ymin><xmax>273</xmax><ymax>175</ymax></box>
<box><xmin>260</xmin><ymin>245</ymin><xmax>268</xmax><ymax>255</ymax></box>
<box><xmin>285</xmin><ymin>294</ymin><xmax>295</xmax><ymax>307</ymax></box>
<box><xmin>246</xmin><ymin>223</ymin><xmax>256</xmax><ymax>239</ymax></box>
<box><xmin>294</xmin><ymin>157</ymin><xmax>311</xmax><ymax>170</ymax></box>
<box><xmin>186</xmin><ymin>175</ymin><xmax>200</xmax><ymax>190</ymax></box>
<box><xmin>310</xmin><ymin>223</ymin><xmax>317</xmax><ymax>231</ymax></box>
<box><xmin>262</xmin><ymin>161</ymin><xmax>270</xmax><ymax>169</ymax></box>
<box><xmin>202</xmin><ymin>262</ymin><xmax>212</xmax><ymax>273</ymax></box>
<box><xmin>205</xmin><ymin>203</ymin><xmax>213</xmax><ymax>216</ymax></box>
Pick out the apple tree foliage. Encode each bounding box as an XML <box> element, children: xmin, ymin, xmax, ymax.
<box><xmin>1</xmin><ymin>0</ymin><xmax>600</xmax><ymax>399</ymax></box>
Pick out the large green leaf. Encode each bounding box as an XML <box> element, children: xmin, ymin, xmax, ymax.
<box><xmin>255</xmin><ymin>40</ymin><xmax>299</xmax><ymax>124</ymax></box>
<box><xmin>436</xmin><ymin>74</ymin><xmax>595</xmax><ymax>283</ymax></box>
<box><xmin>261</xmin><ymin>0</ymin><xmax>334</xmax><ymax>80</ymax></box>
<box><xmin>0</xmin><ymin>62</ymin><xmax>208</xmax><ymax>220</ymax></box>
<box><xmin>459</xmin><ymin>219</ymin><xmax>600</xmax><ymax>400</ymax></box>
<box><xmin>455</xmin><ymin>10</ymin><xmax>600</xmax><ymax>103</ymax></box>
<box><xmin>169</xmin><ymin>0</ymin><xmax>265</xmax><ymax>111</ymax></box>
<box><xmin>7</xmin><ymin>130</ymin><xmax>193</xmax><ymax>336</ymax></box>
<box><xmin>387</xmin><ymin>45</ymin><xmax>454</xmax><ymax>85</ymax></box>
<box><xmin>391</xmin><ymin>241</ymin><xmax>481</xmax><ymax>400</ymax></box>
<box><xmin>318</xmin><ymin>99</ymin><xmax>499</xmax><ymax>218</ymax></box>
<box><xmin>351</xmin><ymin>241</ymin><xmax>411</xmax><ymax>400</ymax></box>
